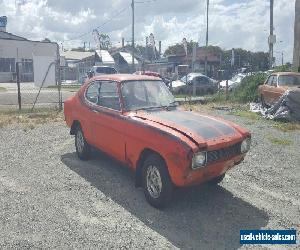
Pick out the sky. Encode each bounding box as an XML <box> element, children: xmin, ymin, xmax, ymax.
<box><xmin>0</xmin><ymin>0</ymin><xmax>296</xmax><ymax>64</ymax></box>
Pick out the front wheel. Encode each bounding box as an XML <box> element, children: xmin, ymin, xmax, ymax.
<box><xmin>142</xmin><ymin>154</ymin><xmax>173</xmax><ymax>209</ymax></box>
<box><xmin>75</xmin><ymin>125</ymin><xmax>91</xmax><ymax>160</ymax></box>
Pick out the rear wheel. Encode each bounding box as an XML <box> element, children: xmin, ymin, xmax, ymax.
<box><xmin>209</xmin><ymin>174</ymin><xmax>225</xmax><ymax>185</ymax></box>
<box><xmin>75</xmin><ymin>125</ymin><xmax>91</xmax><ymax>160</ymax></box>
<box><xmin>142</xmin><ymin>154</ymin><xmax>173</xmax><ymax>209</ymax></box>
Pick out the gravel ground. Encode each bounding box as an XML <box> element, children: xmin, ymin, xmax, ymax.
<box><xmin>0</xmin><ymin>110</ymin><xmax>299</xmax><ymax>249</ymax></box>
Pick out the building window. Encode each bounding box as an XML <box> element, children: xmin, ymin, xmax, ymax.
<box><xmin>21</xmin><ymin>59</ymin><xmax>33</xmax><ymax>73</ymax></box>
<box><xmin>0</xmin><ymin>58</ymin><xmax>16</xmax><ymax>72</ymax></box>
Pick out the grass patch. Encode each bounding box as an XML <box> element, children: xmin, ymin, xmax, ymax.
<box><xmin>266</xmin><ymin>135</ymin><xmax>293</xmax><ymax>146</ymax></box>
<box><xmin>174</xmin><ymin>94</ymin><xmax>206</xmax><ymax>99</ymax></box>
<box><xmin>0</xmin><ymin>87</ymin><xmax>7</xmax><ymax>92</ymax></box>
<box><xmin>47</xmin><ymin>85</ymin><xmax>81</xmax><ymax>92</ymax></box>
<box><xmin>0</xmin><ymin>108</ymin><xmax>64</xmax><ymax>128</ymax></box>
<box><xmin>229</xmin><ymin>110</ymin><xmax>261</xmax><ymax>121</ymax></box>
<box><xmin>272</xmin><ymin>122</ymin><xmax>300</xmax><ymax>132</ymax></box>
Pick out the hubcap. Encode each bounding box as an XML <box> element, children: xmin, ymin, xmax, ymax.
<box><xmin>76</xmin><ymin>130</ymin><xmax>85</xmax><ymax>153</ymax></box>
<box><xmin>146</xmin><ymin>165</ymin><xmax>162</xmax><ymax>199</ymax></box>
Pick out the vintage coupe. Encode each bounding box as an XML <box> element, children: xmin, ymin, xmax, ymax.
<box><xmin>64</xmin><ymin>74</ymin><xmax>251</xmax><ymax>208</ymax></box>
<box><xmin>259</xmin><ymin>72</ymin><xmax>300</xmax><ymax>107</ymax></box>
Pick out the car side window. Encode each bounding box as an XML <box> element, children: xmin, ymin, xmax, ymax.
<box><xmin>267</xmin><ymin>76</ymin><xmax>277</xmax><ymax>86</ymax></box>
<box><xmin>98</xmin><ymin>81</ymin><xmax>120</xmax><ymax>111</ymax></box>
<box><xmin>193</xmin><ymin>77</ymin><xmax>201</xmax><ymax>85</ymax></box>
<box><xmin>271</xmin><ymin>76</ymin><xmax>278</xmax><ymax>86</ymax></box>
<box><xmin>200</xmin><ymin>77</ymin><xmax>209</xmax><ymax>84</ymax></box>
<box><xmin>86</xmin><ymin>81</ymin><xmax>99</xmax><ymax>104</ymax></box>
<box><xmin>194</xmin><ymin>76</ymin><xmax>209</xmax><ymax>85</ymax></box>
<box><xmin>266</xmin><ymin>76</ymin><xmax>274</xmax><ymax>86</ymax></box>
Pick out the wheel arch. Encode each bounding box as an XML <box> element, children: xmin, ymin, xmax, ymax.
<box><xmin>135</xmin><ymin>148</ymin><xmax>167</xmax><ymax>188</ymax></box>
<box><xmin>70</xmin><ymin>120</ymin><xmax>81</xmax><ymax>135</ymax></box>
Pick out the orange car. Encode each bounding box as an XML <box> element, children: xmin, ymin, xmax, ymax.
<box><xmin>64</xmin><ymin>74</ymin><xmax>251</xmax><ymax>208</ymax></box>
<box><xmin>259</xmin><ymin>72</ymin><xmax>300</xmax><ymax>107</ymax></box>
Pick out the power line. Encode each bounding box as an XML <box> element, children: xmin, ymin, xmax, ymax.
<box><xmin>63</xmin><ymin>6</ymin><xmax>130</xmax><ymax>42</ymax></box>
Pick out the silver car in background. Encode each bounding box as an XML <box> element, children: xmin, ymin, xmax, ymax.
<box><xmin>171</xmin><ymin>73</ymin><xmax>218</xmax><ymax>95</ymax></box>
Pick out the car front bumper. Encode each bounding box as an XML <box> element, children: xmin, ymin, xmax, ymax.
<box><xmin>172</xmin><ymin>154</ymin><xmax>245</xmax><ymax>187</ymax></box>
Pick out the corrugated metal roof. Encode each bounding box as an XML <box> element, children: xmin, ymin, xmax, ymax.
<box><xmin>96</xmin><ymin>49</ymin><xmax>115</xmax><ymax>64</ymax></box>
<box><xmin>61</xmin><ymin>50</ymin><xmax>95</xmax><ymax>60</ymax></box>
<box><xmin>0</xmin><ymin>31</ymin><xmax>27</xmax><ymax>40</ymax></box>
<box><xmin>119</xmin><ymin>52</ymin><xmax>138</xmax><ymax>65</ymax></box>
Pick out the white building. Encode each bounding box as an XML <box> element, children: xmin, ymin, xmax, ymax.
<box><xmin>0</xmin><ymin>31</ymin><xmax>58</xmax><ymax>87</ymax></box>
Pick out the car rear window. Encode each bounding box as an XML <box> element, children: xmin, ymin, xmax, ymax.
<box><xmin>278</xmin><ymin>75</ymin><xmax>300</xmax><ymax>86</ymax></box>
<box><xmin>96</xmin><ymin>67</ymin><xmax>117</xmax><ymax>74</ymax></box>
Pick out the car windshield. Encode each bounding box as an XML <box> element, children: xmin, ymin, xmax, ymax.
<box><xmin>96</xmin><ymin>67</ymin><xmax>117</xmax><ymax>74</ymax></box>
<box><xmin>278</xmin><ymin>75</ymin><xmax>300</xmax><ymax>86</ymax></box>
<box><xmin>122</xmin><ymin>80</ymin><xmax>176</xmax><ymax>111</ymax></box>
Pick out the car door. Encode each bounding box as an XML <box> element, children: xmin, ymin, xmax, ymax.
<box><xmin>274</xmin><ymin>75</ymin><xmax>290</xmax><ymax>101</ymax></box>
<box><xmin>267</xmin><ymin>75</ymin><xmax>282</xmax><ymax>105</ymax></box>
<box><xmin>87</xmin><ymin>80</ymin><xmax>126</xmax><ymax>163</ymax></box>
<box><xmin>262</xmin><ymin>75</ymin><xmax>276</xmax><ymax>105</ymax></box>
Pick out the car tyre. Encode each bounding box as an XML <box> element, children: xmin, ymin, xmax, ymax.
<box><xmin>142</xmin><ymin>154</ymin><xmax>173</xmax><ymax>209</ymax></box>
<box><xmin>209</xmin><ymin>174</ymin><xmax>225</xmax><ymax>185</ymax></box>
<box><xmin>75</xmin><ymin>125</ymin><xmax>91</xmax><ymax>160</ymax></box>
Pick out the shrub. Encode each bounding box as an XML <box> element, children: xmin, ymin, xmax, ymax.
<box><xmin>273</xmin><ymin>64</ymin><xmax>291</xmax><ymax>72</ymax></box>
<box><xmin>231</xmin><ymin>73</ymin><xmax>267</xmax><ymax>103</ymax></box>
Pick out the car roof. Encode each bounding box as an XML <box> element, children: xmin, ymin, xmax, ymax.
<box><xmin>271</xmin><ymin>72</ymin><xmax>300</xmax><ymax>76</ymax></box>
<box><xmin>90</xmin><ymin>73</ymin><xmax>160</xmax><ymax>82</ymax></box>
<box><xmin>188</xmin><ymin>73</ymin><xmax>205</xmax><ymax>77</ymax></box>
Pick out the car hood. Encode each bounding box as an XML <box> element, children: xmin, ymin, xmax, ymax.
<box><xmin>132</xmin><ymin>109</ymin><xmax>246</xmax><ymax>147</ymax></box>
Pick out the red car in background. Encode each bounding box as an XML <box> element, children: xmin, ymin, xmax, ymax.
<box><xmin>64</xmin><ymin>74</ymin><xmax>251</xmax><ymax>208</ymax></box>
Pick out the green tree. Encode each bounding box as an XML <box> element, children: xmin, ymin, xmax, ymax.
<box><xmin>164</xmin><ymin>41</ymin><xmax>199</xmax><ymax>56</ymax></box>
<box><xmin>99</xmin><ymin>34</ymin><xmax>111</xmax><ymax>50</ymax></box>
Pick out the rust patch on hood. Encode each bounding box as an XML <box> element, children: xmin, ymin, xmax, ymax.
<box><xmin>133</xmin><ymin>110</ymin><xmax>239</xmax><ymax>146</ymax></box>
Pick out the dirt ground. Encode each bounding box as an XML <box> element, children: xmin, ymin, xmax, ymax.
<box><xmin>0</xmin><ymin>108</ymin><xmax>299</xmax><ymax>249</ymax></box>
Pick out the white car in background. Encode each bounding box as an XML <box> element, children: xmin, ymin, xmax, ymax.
<box><xmin>90</xmin><ymin>66</ymin><xmax>117</xmax><ymax>76</ymax></box>
<box><xmin>220</xmin><ymin>74</ymin><xmax>246</xmax><ymax>91</ymax></box>
<box><xmin>82</xmin><ymin>66</ymin><xmax>118</xmax><ymax>84</ymax></box>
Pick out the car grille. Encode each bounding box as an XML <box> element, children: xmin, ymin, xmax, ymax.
<box><xmin>206</xmin><ymin>142</ymin><xmax>242</xmax><ymax>164</ymax></box>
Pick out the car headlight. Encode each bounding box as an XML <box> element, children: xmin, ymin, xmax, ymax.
<box><xmin>241</xmin><ymin>137</ymin><xmax>251</xmax><ymax>154</ymax></box>
<box><xmin>192</xmin><ymin>152</ymin><xmax>207</xmax><ymax>169</ymax></box>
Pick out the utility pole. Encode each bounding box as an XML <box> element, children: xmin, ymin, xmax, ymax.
<box><xmin>269</xmin><ymin>0</ymin><xmax>274</xmax><ymax>69</ymax></box>
<box><xmin>282</xmin><ymin>51</ymin><xmax>284</xmax><ymax>66</ymax></box>
<box><xmin>293</xmin><ymin>0</ymin><xmax>300</xmax><ymax>71</ymax></box>
<box><xmin>131</xmin><ymin>0</ymin><xmax>135</xmax><ymax>72</ymax></box>
<box><xmin>204</xmin><ymin>0</ymin><xmax>209</xmax><ymax>76</ymax></box>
